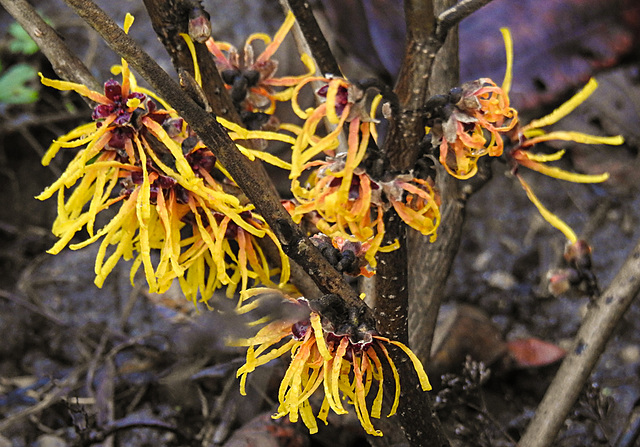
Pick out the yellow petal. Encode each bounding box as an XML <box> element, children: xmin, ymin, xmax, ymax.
<box><xmin>255</xmin><ymin>10</ymin><xmax>295</xmax><ymax>64</ymax></box>
<box><xmin>387</xmin><ymin>339</ymin><xmax>432</xmax><ymax>391</ymax></box>
<box><xmin>377</xmin><ymin>343</ymin><xmax>401</xmax><ymax>417</ymax></box>
<box><xmin>180</xmin><ymin>33</ymin><xmax>201</xmax><ymax>87</ymax></box>
<box><xmin>522</xmin><ymin>159</ymin><xmax>609</xmax><ymax>183</ymax></box>
<box><xmin>517</xmin><ymin>175</ymin><xmax>577</xmax><ymax>243</ymax></box>
<box><xmin>525</xmin><ymin>78</ymin><xmax>598</xmax><ymax>129</ymax></box>
<box><xmin>521</xmin><ymin>149</ymin><xmax>566</xmax><ymax>162</ymax></box>
<box><xmin>39</xmin><ymin>73</ymin><xmax>109</xmax><ymax>104</ymax></box>
<box><xmin>123</xmin><ymin>13</ymin><xmax>135</xmax><ymax>33</ymax></box>
<box><xmin>310</xmin><ymin>313</ymin><xmax>333</xmax><ymax>361</ymax></box>
<box><xmin>352</xmin><ymin>355</ymin><xmax>382</xmax><ymax>436</ymax></box>
<box><xmin>500</xmin><ymin>28</ymin><xmax>513</xmax><ymax>97</ymax></box>
<box><xmin>524</xmin><ymin>131</ymin><xmax>624</xmax><ymax>146</ymax></box>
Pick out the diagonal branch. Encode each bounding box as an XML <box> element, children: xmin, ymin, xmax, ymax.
<box><xmin>518</xmin><ymin>236</ymin><xmax>640</xmax><ymax>447</ymax></box>
<box><xmin>140</xmin><ymin>0</ymin><xmax>322</xmax><ymax>300</ymax></box>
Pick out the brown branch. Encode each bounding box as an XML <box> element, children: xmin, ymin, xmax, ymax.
<box><xmin>369</xmin><ymin>0</ymin><xmax>457</xmax><ymax>444</ymax></box>
<box><xmin>436</xmin><ymin>0</ymin><xmax>495</xmax><ymax>42</ymax></box>
<box><xmin>59</xmin><ymin>0</ymin><xmax>371</xmax><ymax>330</ymax></box>
<box><xmin>282</xmin><ymin>0</ymin><xmax>341</xmax><ymax>77</ymax></box>
<box><xmin>384</xmin><ymin>0</ymin><xmax>438</xmax><ymax>171</ymax></box>
<box><xmin>407</xmin><ymin>0</ymin><xmax>464</xmax><ymax>364</ymax></box>
<box><xmin>518</xmin><ymin>236</ymin><xmax>640</xmax><ymax>447</ymax></box>
<box><xmin>375</xmin><ymin>212</ymin><xmax>409</xmax><ymax>342</ymax></box>
<box><xmin>0</xmin><ymin>0</ymin><xmax>100</xmax><ymax>92</ymax></box>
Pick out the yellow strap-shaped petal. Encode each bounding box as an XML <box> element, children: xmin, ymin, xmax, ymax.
<box><xmin>386</xmin><ymin>339</ymin><xmax>432</xmax><ymax>391</ymax></box>
<box><xmin>517</xmin><ymin>175</ymin><xmax>577</xmax><ymax>243</ymax></box>
<box><xmin>525</xmin><ymin>78</ymin><xmax>598</xmax><ymax>130</ymax></box>
<box><xmin>180</xmin><ymin>33</ymin><xmax>201</xmax><ymax>87</ymax></box>
<box><xmin>500</xmin><ymin>28</ymin><xmax>513</xmax><ymax>97</ymax></box>
<box><xmin>310</xmin><ymin>313</ymin><xmax>333</xmax><ymax>361</ymax></box>
<box><xmin>521</xmin><ymin>149</ymin><xmax>566</xmax><ymax>163</ymax></box>
<box><xmin>521</xmin><ymin>158</ymin><xmax>610</xmax><ymax>183</ymax></box>
<box><xmin>524</xmin><ymin>131</ymin><xmax>624</xmax><ymax>147</ymax></box>
<box><xmin>123</xmin><ymin>13</ymin><xmax>134</xmax><ymax>33</ymax></box>
<box><xmin>39</xmin><ymin>73</ymin><xmax>109</xmax><ymax>104</ymax></box>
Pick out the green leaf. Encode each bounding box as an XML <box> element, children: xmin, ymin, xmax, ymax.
<box><xmin>0</xmin><ymin>64</ymin><xmax>39</xmax><ymax>104</ymax></box>
<box><xmin>8</xmin><ymin>22</ymin><xmax>39</xmax><ymax>55</ymax></box>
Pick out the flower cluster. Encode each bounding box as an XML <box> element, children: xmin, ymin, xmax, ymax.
<box><xmin>288</xmin><ymin>77</ymin><xmax>441</xmax><ymax>269</ymax></box>
<box><xmin>426</xmin><ymin>79</ymin><xmax>518</xmax><ymax>179</ymax></box>
<box><xmin>426</xmin><ymin>28</ymin><xmax>623</xmax><ymax>243</ymax></box>
<box><xmin>37</xmin><ymin>14</ymin><xmax>290</xmax><ymax>305</ymax></box>
<box><xmin>233</xmin><ymin>291</ymin><xmax>430</xmax><ymax>436</ymax></box>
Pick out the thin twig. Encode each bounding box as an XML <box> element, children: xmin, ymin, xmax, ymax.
<box><xmin>0</xmin><ymin>0</ymin><xmax>100</xmax><ymax>92</ymax></box>
<box><xmin>0</xmin><ymin>367</ymin><xmax>86</xmax><ymax>432</ymax></box>
<box><xmin>281</xmin><ymin>0</ymin><xmax>341</xmax><ymax>76</ymax></box>
<box><xmin>59</xmin><ymin>0</ymin><xmax>372</xmax><ymax>330</ymax></box>
<box><xmin>0</xmin><ymin>289</ymin><xmax>66</xmax><ymax>327</ymax></box>
<box><xmin>436</xmin><ymin>0</ymin><xmax>495</xmax><ymax>42</ymax></box>
<box><xmin>519</xmin><ymin>236</ymin><xmax>640</xmax><ymax>447</ymax></box>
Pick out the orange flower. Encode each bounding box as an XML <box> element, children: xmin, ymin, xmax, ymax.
<box><xmin>205</xmin><ymin>11</ymin><xmax>315</xmax><ymax>113</ymax></box>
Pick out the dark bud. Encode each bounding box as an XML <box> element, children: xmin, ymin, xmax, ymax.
<box><xmin>321</xmin><ymin>244</ymin><xmax>341</xmax><ymax>267</ymax></box>
<box><xmin>423</xmin><ymin>94</ymin><xmax>448</xmax><ymax>118</ymax></box>
<box><xmin>162</xmin><ymin>117</ymin><xmax>184</xmax><ymax>138</ymax></box>
<box><xmin>231</xmin><ymin>76</ymin><xmax>249</xmax><ymax>103</ymax></box>
<box><xmin>414</xmin><ymin>155</ymin><xmax>436</xmax><ymax>180</ymax></box>
<box><xmin>240</xmin><ymin>111</ymin><xmax>270</xmax><ymax>130</ymax></box>
<box><xmin>565</xmin><ymin>239</ymin><xmax>593</xmax><ymax>271</ymax></box>
<box><xmin>308</xmin><ymin>294</ymin><xmax>349</xmax><ymax>329</ymax></box>
<box><xmin>243</xmin><ymin>69</ymin><xmax>261</xmax><ymax>87</ymax></box>
<box><xmin>336</xmin><ymin>249</ymin><xmax>359</xmax><ymax>275</ymax></box>
<box><xmin>181</xmin><ymin>135</ymin><xmax>199</xmax><ymax>155</ymax></box>
<box><xmin>448</xmin><ymin>86</ymin><xmax>463</xmax><ymax>104</ymax></box>
<box><xmin>221</xmin><ymin>69</ymin><xmax>241</xmax><ymax>86</ymax></box>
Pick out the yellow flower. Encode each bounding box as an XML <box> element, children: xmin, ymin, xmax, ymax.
<box><xmin>233</xmin><ymin>292</ymin><xmax>430</xmax><ymax>436</ymax></box>
<box><xmin>381</xmin><ymin>175</ymin><xmax>441</xmax><ymax>241</ymax></box>
<box><xmin>37</xmin><ymin>13</ymin><xmax>292</xmax><ymax>304</ymax></box>
<box><xmin>508</xmin><ymin>75</ymin><xmax>623</xmax><ymax>243</ymax></box>
<box><xmin>178</xmin><ymin>206</ymin><xmax>290</xmax><ymax>304</ymax></box>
